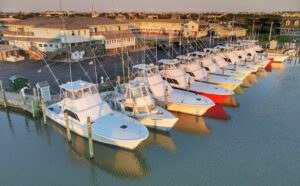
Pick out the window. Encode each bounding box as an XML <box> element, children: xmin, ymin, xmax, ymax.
<box><xmin>286</xmin><ymin>20</ymin><xmax>291</xmax><ymax>26</ymax></box>
<box><xmin>132</xmin><ymin>88</ymin><xmax>143</xmax><ymax>98</ymax></box>
<box><xmin>125</xmin><ymin>106</ymin><xmax>133</xmax><ymax>112</ymax></box>
<box><xmin>141</xmin><ymin>87</ymin><xmax>148</xmax><ymax>96</ymax></box>
<box><xmin>39</xmin><ymin>44</ymin><xmax>42</xmax><ymax>47</ymax></box>
<box><xmin>187</xmin><ymin>72</ymin><xmax>195</xmax><ymax>77</ymax></box>
<box><xmin>44</xmin><ymin>44</ymin><xmax>48</xmax><ymax>47</ymax></box>
<box><xmin>55</xmin><ymin>45</ymin><xmax>59</xmax><ymax>49</ymax></box>
<box><xmin>90</xmin><ymin>86</ymin><xmax>98</xmax><ymax>94</ymax></box>
<box><xmin>83</xmin><ymin>88</ymin><xmax>90</xmax><ymax>95</ymax></box>
<box><xmin>64</xmin><ymin>110</ymin><xmax>80</xmax><ymax>122</ymax></box>
<box><xmin>166</xmin><ymin>78</ymin><xmax>179</xmax><ymax>85</ymax></box>
<box><xmin>72</xmin><ymin>31</ymin><xmax>75</xmax><ymax>36</ymax></box>
<box><xmin>49</xmin><ymin>44</ymin><xmax>53</xmax><ymax>47</ymax></box>
<box><xmin>74</xmin><ymin>90</ymin><xmax>83</xmax><ymax>99</ymax></box>
<box><xmin>295</xmin><ymin>20</ymin><xmax>299</xmax><ymax>26</ymax></box>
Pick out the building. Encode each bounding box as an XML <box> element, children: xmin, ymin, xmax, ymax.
<box><xmin>209</xmin><ymin>23</ymin><xmax>247</xmax><ymax>37</ymax></box>
<box><xmin>131</xmin><ymin>18</ymin><xmax>208</xmax><ymax>39</ymax></box>
<box><xmin>2</xmin><ymin>17</ymin><xmax>136</xmax><ymax>58</ymax></box>
<box><xmin>183</xmin><ymin>20</ymin><xmax>209</xmax><ymax>38</ymax></box>
<box><xmin>0</xmin><ymin>45</ymin><xmax>24</xmax><ymax>62</ymax></box>
<box><xmin>280</xmin><ymin>12</ymin><xmax>300</xmax><ymax>36</ymax></box>
<box><xmin>130</xmin><ymin>18</ymin><xmax>184</xmax><ymax>37</ymax></box>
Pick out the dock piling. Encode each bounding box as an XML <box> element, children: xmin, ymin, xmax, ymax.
<box><xmin>64</xmin><ymin>112</ymin><xmax>71</xmax><ymax>142</ymax></box>
<box><xmin>207</xmin><ymin>73</ymin><xmax>210</xmax><ymax>82</ymax></box>
<box><xmin>187</xmin><ymin>77</ymin><xmax>191</xmax><ymax>92</ymax></box>
<box><xmin>222</xmin><ymin>67</ymin><xmax>225</xmax><ymax>75</ymax></box>
<box><xmin>87</xmin><ymin>116</ymin><xmax>94</xmax><ymax>159</ymax></box>
<box><xmin>164</xmin><ymin>85</ymin><xmax>169</xmax><ymax>109</ymax></box>
<box><xmin>41</xmin><ymin>98</ymin><xmax>46</xmax><ymax>125</ymax></box>
<box><xmin>0</xmin><ymin>80</ymin><xmax>8</xmax><ymax>108</ymax></box>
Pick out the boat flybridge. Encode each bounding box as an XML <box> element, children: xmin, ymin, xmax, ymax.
<box><xmin>181</xmin><ymin>53</ymin><xmax>242</xmax><ymax>90</ymax></box>
<box><xmin>211</xmin><ymin>46</ymin><xmax>258</xmax><ymax>75</ymax></box>
<box><xmin>101</xmin><ymin>81</ymin><xmax>178</xmax><ymax>131</ymax></box>
<box><xmin>188</xmin><ymin>51</ymin><xmax>247</xmax><ymax>80</ymax></box>
<box><xmin>158</xmin><ymin>57</ymin><xmax>234</xmax><ymax>104</ymax></box>
<box><xmin>228</xmin><ymin>44</ymin><xmax>271</xmax><ymax>69</ymax></box>
<box><xmin>46</xmin><ymin>80</ymin><xmax>149</xmax><ymax>150</ymax></box>
<box><xmin>132</xmin><ymin>64</ymin><xmax>215</xmax><ymax>116</ymax></box>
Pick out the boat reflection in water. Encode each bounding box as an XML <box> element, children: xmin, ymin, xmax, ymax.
<box><xmin>172</xmin><ymin>112</ymin><xmax>211</xmax><ymax>136</ymax></box>
<box><xmin>140</xmin><ymin>130</ymin><xmax>176</xmax><ymax>152</ymax></box>
<box><xmin>221</xmin><ymin>95</ymin><xmax>239</xmax><ymax>107</ymax></box>
<box><xmin>271</xmin><ymin>63</ymin><xmax>286</xmax><ymax>71</ymax></box>
<box><xmin>257</xmin><ymin>70</ymin><xmax>268</xmax><ymax>78</ymax></box>
<box><xmin>204</xmin><ymin>104</ymin><xmax>230</xmax><ymax>120</ymax></box>
<box><xmin>246</xmin><ymin>73</ymin><xmax>257</xmax><ymax>83</ymax></box>
<box><xmin>50</xmin><ymin>120</ymin><xmax>150</xmax><ymax>179</ymax></box>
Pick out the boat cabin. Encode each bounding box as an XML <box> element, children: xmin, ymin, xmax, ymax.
<box><xmin>114</xmin><ymin>81</ymin><xmax>156</xmax><ymax>116</ymax></box>
<box><xmin>188</xmin><ymin>51</ymin><xmax>207</xmax><ymax>58</ymax></box>
<box><xmin>132</xmin><ymin>64</ymin><xmax>160</xmax><ymax>78</ymax></box>
<box><xmin>176</xmin><ymin>55</ymin><xmax>199</xmax><ymax>65</ymax></box>
<box><xmin>56</xmin><ymin>80</ymin><xmax>112</xmax><ymax>124</ymax></box>
<box><xmin>157</xmin><ymin>59</ymin><xmax>181</xmax><ymax>71</ymax></box>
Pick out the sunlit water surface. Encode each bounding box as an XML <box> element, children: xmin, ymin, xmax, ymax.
<box><xmin>1</xmin><ymin>61</ymin><xmax>300</xmax><ymax>185</ymax></box>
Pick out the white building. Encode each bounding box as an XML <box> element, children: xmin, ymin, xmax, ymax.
<box><xmin>3</xmin><ymin>17</ymin><xmax>136</xmax><ymax>56</ymax></box>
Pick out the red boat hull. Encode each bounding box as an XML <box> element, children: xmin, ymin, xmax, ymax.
<box><xmin>265</xmin><ymin>58</ymin><xmax>274</xmax><ymax>72</ymax></box>
<box><xmin>198</xmin><ymin>92</ymin><xmax>230</xmax><ymax>104</ymax></box>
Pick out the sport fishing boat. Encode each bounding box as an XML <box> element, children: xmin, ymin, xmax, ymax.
<box><xmin>188</xmin><ymin>51</ymin><xmax>248</xmax><ymax>81</ymax></box>
<box><xmin>132</xmin><ymin>64</ymin><xmax>215</xmax><ymax>116</ymax></box>
<box><xmin>161</xmin><ymin>57</ymin><xmax>234</xmax><ymax>104</ymax></box>
<box><xmin>220</xmin><ymin>49</ymin><xmax>261</xmax><ymax>72</ymax></box>
<box><xmin>101</xmin><ymin>81</ymin><xmax>178</xmax><ymax>131</ymax></box>
<box><xmin>46</xmin><ymin>80</ymin><xmax>149</xmax><ymax>150</ymax></box>
<box><xmin>190</xmin><ymin>56</ymin><xmax>243</xmax><ymax>90</ymax></box>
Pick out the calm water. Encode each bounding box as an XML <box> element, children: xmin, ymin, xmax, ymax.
<box><xmin>1</xmin><ymin>61</ymin><xmax>300</xmax><ymax>186</ymax></box>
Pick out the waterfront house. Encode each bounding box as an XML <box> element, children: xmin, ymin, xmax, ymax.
<box><xmin>209</xmin><ymin>23</ymin><xmax>247</xmax><ymax>37</ymax></box>
<box><xmin>2</xmin><ymin>17</ymin><xmax>136</xmax><ymax>58</ymax></box>
<box><xmin>280</xmin><ymin>11</ymin><xmax>300</xmax><ymax>36</ymax></box>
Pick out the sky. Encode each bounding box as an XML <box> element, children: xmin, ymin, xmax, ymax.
<box><xmin>0</xmin><ymin>0</ymin><xmax>299</xmax><ymax>13</ymax></box>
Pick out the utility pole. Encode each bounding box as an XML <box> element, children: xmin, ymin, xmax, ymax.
<box><xmin>251</xmin><ymin>14</ymin><xmax>256</xmax><ymax>40</ymax></box>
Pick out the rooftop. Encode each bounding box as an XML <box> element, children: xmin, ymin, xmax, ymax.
<box><xmin>7</xmin><ymin>17</ymin><xmax>127</xmax><ymax>30</ymax></box>
<box><xmin>60</xmin><ymin>80</ymin><xmax>96</xmax><ymax>91</ymax></box>
<box><xmin>0</xmin><ymin>44</ymin><xmax>19</xmax><ymax>51</ymax></box>
<box><xmin>158</xmin><ymin>59</ymin><xmax>178</xmax><ymax>64</ymax></box>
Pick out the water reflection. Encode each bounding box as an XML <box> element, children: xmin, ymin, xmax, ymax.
<box><xmin>172</xmin><ymin>113</ymin><xmax>211</xmax><ymax>136</ymax></box>
<box><xmin>141</xmin><ymin>130</ymin><xmax>176</xmax><ymax>152</ymax></box>
<box><xmin>246</xmin><ymin>74</ymin><xmax>257</xmax><ymax>83</ymax></box>
<box><xmin>222</xmin><ymin>95</ymin><xmax>239</xmax><ymax>107</ymax></box>
<box><xmin>204</xmin><ymin>104</ymin><xmax>230</xmax><ymax>120</ymax></box>
<box><xmin>234</xmin><ymin>86</ymin><xmax>244</xmax><ymax>95</ymax></box>
<box><xmin>257</xmin><ymin>70</ymin><xmax>268</xmax><ymax>78</ymax></box>
<box><xmin>271</xmin><ymin>63</ymin><xmax>286</xmax><ymax>71</ymax></box>
<box><xmin>49</xmin><ymin>120</ymin><xmax>150</xmax><ymax>179</ymax></box>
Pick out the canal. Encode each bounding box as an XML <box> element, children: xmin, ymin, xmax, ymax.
<box><xmin>1</xmin><ymin>61</ymin><xmax>300</xmax><ymax>185</ymax></box>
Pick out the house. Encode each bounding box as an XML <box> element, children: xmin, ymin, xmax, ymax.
<box><xmin>280</xmin><ymin>12</ymin><xmax>300</xmax><ymax>36</ymax></box>
<box><xmin>209</xmin><ymin>23</ymin><xmax>247</xmax><ymax>37</ymax></box>
<box><xmin>130</xmin><ymin>18</ymin><xmax>184</xmax><ymax>37</ymax></box>
<box><xmin>0</xmin><ymin>45</ymin><xmax>24</xmax><ymax>62</ymax></box>
<box><xmin>2</xmin><ymin>17</ymin><xmax>136</xmax><ymax>58</ymax></box>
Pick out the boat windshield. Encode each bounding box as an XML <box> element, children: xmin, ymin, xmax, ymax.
<box><xmin>132</xmin><ymin>86</ymin><xmax>149</xmax><ymax>98</ymax></box>
<box><xmin>136</xmin><ymin>104</ymin><xmax>155</xmax><ymax>114</ymax></box>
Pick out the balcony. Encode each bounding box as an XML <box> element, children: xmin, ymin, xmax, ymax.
<box><xmin>3</xmin><ymin>30</ymin><xmax>34</xmax><ymax>36</ymax></box>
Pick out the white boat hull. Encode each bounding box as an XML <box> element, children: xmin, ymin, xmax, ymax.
<box><xmin>46</xmin><ymin>107</ymin><xmax>148</xmax><ymax>150</ymax></box>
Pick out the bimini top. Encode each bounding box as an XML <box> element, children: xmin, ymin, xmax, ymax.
<box><xmin>133</xmin><ymin>63</ymin><xmax>157</xmax><ymax>70</ymax></box>
<box><xmin>60</xmin><ymin>80</ymin><xmax>96</xmax><ymax>92</ymax></box>
<box><xmin>158</xmin><ymin>59</ymin><xmax>179</xmax><ymax>65</ymax></box>
<box><xmin>176</xmin><ymin>55</ymin><xmax>198</xmax><ymax>60</ymax></box>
